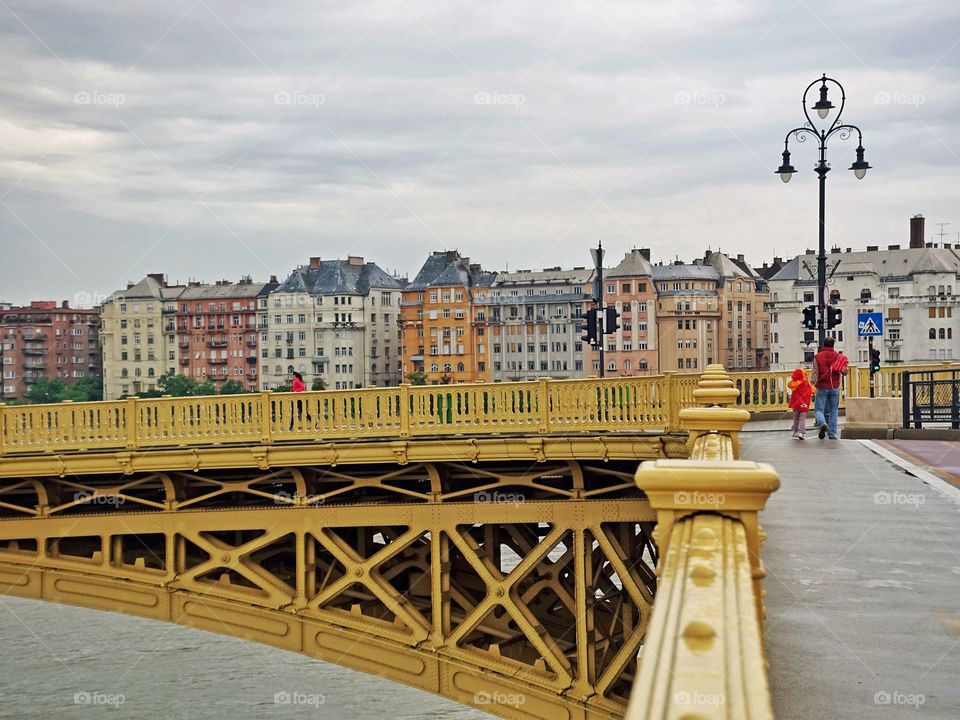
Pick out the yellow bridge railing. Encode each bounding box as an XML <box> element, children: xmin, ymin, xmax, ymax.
<box><xmin>629</xmin><ymin>364</ymin><xmax>779</xmax><ymax>719</ymax></box>
<box><xmin>1</xmin><ymin>362</ymin><xmax>951</xmax><ymax>456</ymax></box>
<box><xmin>0</xmin><ymin>376</ymin><xmax>682</xmax><ymax>456</ymax></box>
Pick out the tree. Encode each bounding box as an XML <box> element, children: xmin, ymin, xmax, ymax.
<box><xmin>25</xmin><ymin>378</ymin><xmax>67</xmax><ymax>404</ymax></box>
<box><xmin>63</xmin><ymin>376</ymin><xmax>102</xmax><ymax>402</ymax></box>
<box><xmin>196</xmin><ymin>380</ymin><xmax>216</xmax><ymax>396</ymax></box>
<box><xmin>220</xmin><ymin>380</ymin><xmax>247</xmax><ymax>395</ymax></box>
<box><xmin>404</xmin><ymin>371</ymin><xmax>429</xmax><ymax>386</ymax></box>
<box><xmin>310</xmin><ymin>378</ymin><xmax>327</xmax><ymax>391</ymax></box>
<box><xmin>273</xmin><ymin>382</ymin><xmax>293</xmax><ymax>393</ymax></box>
<box><xmin>156</xmin><ymin>372</ymin><xmax>199</xmax><ymax>397</ymax></box>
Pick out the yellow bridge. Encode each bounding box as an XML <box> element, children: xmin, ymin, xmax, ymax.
<box><xmin>0</xmin><ymin>365</ymin><xmax>938</xmax><ymax>719</ymax></box>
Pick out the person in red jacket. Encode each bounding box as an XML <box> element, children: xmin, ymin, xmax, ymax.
<box><xmin>787</xmin><ymin>367</ymin><xmax>815</xmax><ymax>439</ymax></box>
<box><xmin>813</xmin><ymin>337</ymin><xmax>847</xmax><ymax>439</ymax></box>
<box><xmin>291</xmin><ymin>371</ymin><xmax>306</xmax><ymax>392</ymax></box>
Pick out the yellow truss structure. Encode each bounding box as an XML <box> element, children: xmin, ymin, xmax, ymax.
<box><xmin>0</xmin><ymin>366</ymin><xmax>782</xmax><ymax>719</ymax></box>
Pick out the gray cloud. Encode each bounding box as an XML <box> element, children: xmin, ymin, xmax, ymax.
<box><xmin>1</xmin><ymin>0</ymin><xmax>958</xmax><ymax>304</ymax></box>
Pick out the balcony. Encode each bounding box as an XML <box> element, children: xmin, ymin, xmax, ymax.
<box><xmin>312</xmin><ymin>355</ymin><xmax>329</xmax><ymax>365</ymax></box>
<box><xmin>209</xmin><ymin>358</ymin><xmax>228</xmax><ymax>365</ymax></box>
<box><xmin>22</xmin><ymin>333</ymin><xmax>48</xmax><ymax>341</ymax></box>
<box><xmin>246</xmin><ymin>339</ymin><xmax>258</xmax><ymax>348</ymax></box>
<box><xmin>885</xmin><ymin>316</ymin><xmax>902</xmax><ymax>325</ymax></box>
<box><xmin>22</xmin><ymin>362</ymin><xmax>47</xmax><ymax>370</ymax></box>
<box><xmin>23</xmin><ymin>376</ymin><xmax>38</xmax><ymax>384</ymax></box>
<box><xmin>180</xmin><ymin>358</ymin><xmax>190</xmax><ymax>365</ymax></box>
<box><xmin>207</xmin><ymin>339</ymin><xmax>228</xmax><ymax>348</ymax></box>
<box><xmin>179</xmin><ymin>340</ymin><xmax>190</xmax><ymax>348</ymax></box>
<box><xmin>245</xmin><ymin>355</ymin><xmax>257</xmax><ymax>364</ymax></box>
<box><xmin>246</xmin><ymin>372</ymin><xmax>257</xmax><ymax>380</ymax></box>
<box><xmin>22</xmin><ymin>347</ymin><xmax>48</xmax><ymax>356</ymax></box>
<box><xmin>165</xmin><ymin>324</ymin><xmax>176</xmax><ymax>332</ymax></box>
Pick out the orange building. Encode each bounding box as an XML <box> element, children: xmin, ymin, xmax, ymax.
<box><xmin>400</xmin><ymin>251</ymin><xmax>494</xmax><ymax>384</ymax></box>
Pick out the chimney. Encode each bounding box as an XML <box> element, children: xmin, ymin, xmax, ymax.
<box><xmin>309</xmin><ymin>256</ymin><xmax>321</xmax><ymax>269</ymax></box>
<box><xmin>61</xmin><ymin>300</ymin><xmax>69</xmax><ymax>308</ymax></box>
<box><xmin>866</xmin><ymin>245</ymin><xmax>879</xmax><ymax>251</ymax></box>
<box><xmin>910</xmin><ymin>214</ymin><xmax>925</xmax><ymax>248</ymax></box>
<box><xmin>761</xmin><ymin>262</ymin><xmax>768</xmax><ymax>269</ymax></box>
<box><xmin>147</xmin><ymin>273</ymin><xmax>166</xmax><ymax>285</ymax></box>
<box><xmin>469</xmin><ymin>263</ymin><xmax>481</xmax><ymax>273</ymax></box>
<box><xmin>773</xmin><ymin>256</ymin><xmax>782</xmax><ymax>265</ymax></box>
<box><xmin>347</xmin><ymin>255</ymin><xmax>364</xmax><ymax>266</ymax></box>
<box><xmin>845</xmin><ymin>248</ymin><xmax>852</xmax><ymax>253</ymax></box>
<box><xmin>269</xmin><ymin>275</ymin><xmax>278</xmax><ymax>283</ymax></box>
<box><xmin>639</xmin><ymin>248</ymin><xmax>651</xmax><ymax>261</ymax></box>
<box><xmin>737</xmin><ymin>253</ymin><xmax>745</xmax><ymax>262</ymax></box>
<box><xmin>127</xmin><ymin>282</ymin><xmax>135</xmax><ymax>289</ymax></box>
<box><xmin>888</xmin><ymin>244</ymin><xmax>900</xmax><ymax>250</ymax></box>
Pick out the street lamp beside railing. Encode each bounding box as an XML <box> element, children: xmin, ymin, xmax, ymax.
<box><xmin>775</xmin><ymin>73</ymin><xmax>871</xmax><ymax>347</ymax></box>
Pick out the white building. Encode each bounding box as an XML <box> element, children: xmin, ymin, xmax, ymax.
<box><xmin>481</xmin><ymin>267</ymin><xmax>593</xmax><ymax>381</ymax></box>
<box><xmin>262</xmin><ymin>257</ymin><xmax>404</xmax><ymax>390</ymax></box>
<box><xmin>767</xmin><ymin>240</ymin><xmax>960</xmax><ymax>369</ymax></box>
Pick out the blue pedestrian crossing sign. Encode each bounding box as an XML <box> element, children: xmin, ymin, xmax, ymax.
<box><xmin>857</xmin><ymin>312</ymin><xmax>883</xmax><ymax>337</ymax></box>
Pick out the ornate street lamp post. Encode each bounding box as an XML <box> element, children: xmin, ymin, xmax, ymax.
<box><xmin>775</xmin><ymin>74</ymin><xmax>871</xmax><ymax>347</ymax></box>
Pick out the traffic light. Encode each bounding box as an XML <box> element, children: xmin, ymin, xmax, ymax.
<box><xmin>826</xmin><ymin>305</ymin><xmax>842</xmax><ymax>329</ymax></box>
<box><xmin>802</xmin><ymin>305</ymin><xmax>817</xmax><ymax>329</ymax></box>
<box><xmin>604</xmin><ymin>306</ymin><xmax>620</xmax><ymax>334</ymax></box>
<box><xmin>869</xmin><ymin>348</ymin><xmax>881</xmax><ymax>375</ymax></box>
<box><xmin>581</xmin><ymin>308</ymin><xmax>599</xmax><ymax>345</ymax></box>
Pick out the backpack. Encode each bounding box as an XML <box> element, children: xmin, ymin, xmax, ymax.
<box><xmin>831</xmin><ymin>353</ymin><xmax>849</xmax><ymax>376</ymax></box>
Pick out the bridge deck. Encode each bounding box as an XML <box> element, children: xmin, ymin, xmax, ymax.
<box><xmin>743</xmin><ymin>431</ymin><xmax>960</xmax><ymax>718</ymax></box>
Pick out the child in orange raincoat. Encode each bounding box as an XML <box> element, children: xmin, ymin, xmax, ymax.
<box><xmin>787</xmin><ymin>367</ymin><xmax>816</xmax><ymax>440</ymax></box>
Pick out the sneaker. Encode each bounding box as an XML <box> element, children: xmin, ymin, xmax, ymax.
<box><xmin>818</xmin><ymin>424</ymin><xmax>828</xmax><ymax>439</ymax></box>
<box><xmin>798</xmin><ymin>434</ymin><xmax>805</xmax><ymax>440</ymax></box>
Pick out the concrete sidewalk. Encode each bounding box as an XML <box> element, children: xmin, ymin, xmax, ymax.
<box><xmin>740</xmin><ymin>431</ymin><xmax>960</xmax><ymax>719</ymax></box>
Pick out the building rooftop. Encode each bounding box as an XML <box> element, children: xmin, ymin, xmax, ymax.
<box><xmin>407</xmin><ymin>251</ymin><xmax>494</xmax><ymax>291</ymax></box>
<box><xmin>277</xmin><ymin>258</ymin><xmax>403</xmax><ymax>296</ymax></box>
<box><xmin>607</xmin><ymin>249</ymin><xmax>654</xmax><ymax>279</ymax></box>
<box><xmin>770</xmin><ymin>246</ymin><xmax>960</xmax><ymax>282</ymax></box>
<box><xmin>652</xmin><ymin>264</ymin><xmax>720</xmax><ymax>282</ymax></box>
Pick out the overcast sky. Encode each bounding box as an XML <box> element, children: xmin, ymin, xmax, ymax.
<box><xmin>1</xmin><ymin>0</ymin><xmax>958</xmax><ymax>305</ymax></box>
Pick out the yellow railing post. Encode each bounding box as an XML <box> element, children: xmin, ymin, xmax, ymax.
<box><xmin>399</xmin><ymin>383</ymin><xmax>411</xmax><ymax>438</ymax></box>
<box><xmin>125</xmin><ymin>397</ymin><xmax>139</xmax><ymax>450</ymax></box>
<box><xmin>538</xmin><ymin>377</ymin><xmax>551</xmax><ymax>434</ymax></box>
<box><xmin>0</xmin><ymin>402</ymin><xmax>5</xmax><ymax>457</ymax></box>
<box><xmin>662</xmin><ymin>371</ymin><xmax>678</xmax><ymax>432</ymax></box>
<box><xmin>259</xmin><ymin>391</ymin><xmax>273</xmax><ymax>444</ymax></box>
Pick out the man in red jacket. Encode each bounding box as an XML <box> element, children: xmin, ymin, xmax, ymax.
<box><xmin>813</xmin><ymin>337</ymin><xmax>846</xmax><ymax>439</ymax></box>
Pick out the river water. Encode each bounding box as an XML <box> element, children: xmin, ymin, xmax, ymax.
<box><xmin>0</xmin><ymin>597</ymin><xmax>494</xmax><ymax>719</ymax></box>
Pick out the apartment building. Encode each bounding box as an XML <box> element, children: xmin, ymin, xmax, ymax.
<box><xmin>262</xmin><ymin>257</ymin><xmax>404</xmax><ymax>390</ymax></box>
<box><xmin>101</xmin><ymin>275</ymin><xmax>184</xmax><ymax>399</ymax></box>
<box><xmin>592</xmin><ymin>249</ymin><xmax>659</xmax><ymax>376</ymax></box>
<box><xmin>401</xmin><ymin>251</ymin><xmax>494</xmax><ymax>384</ymax></box>
<box><xmin>175</xmin><ymin>277</ymin><xmax>277</xmax><ymax>391</ymax></box>
<box><xmin>481</xmin><ymin>266</ymin><xmax>592</xmax><ymax>382</ymax></box>
<box><xmin>0</xmin><ymin>301</ymin><xmax>101</xmax><ymax>401</ymax></box>
<box><xmin>767</xmin><ymin>217</ymin><xmax>960</xmax><ymax>368</ymax></box>
<box><xmin>652</xmin><ymin>263</ymin><xmax>722</xmax><ymax>372</ymax></box>
<box><xmin>704</xmin><ymin>251</ymin><xmax>771</xmax><ymax>370</ymax></box>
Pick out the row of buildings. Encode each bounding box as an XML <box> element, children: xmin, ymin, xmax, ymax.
<box><xmin>2</xmin><ymin>215</ymin><xmax>958</xmax><ymax>401</ymax></box>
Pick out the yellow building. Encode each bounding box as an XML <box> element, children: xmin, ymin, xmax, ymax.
<box><xmin>704</xmin><ymin>251</ymin><xmax>770</xmax><ymax>370</ymax></box>
<box><xmin>652</xmin><ymin>263</ymin><xmax>721</xmax><ymax>372</ymax></box>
